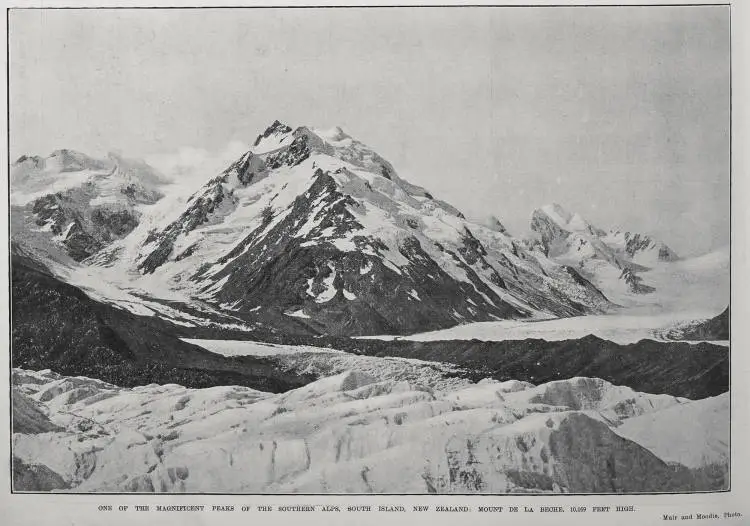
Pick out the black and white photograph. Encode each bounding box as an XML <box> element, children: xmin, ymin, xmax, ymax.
<box><xmin>7</xmin><ymin>2</ymin><xmax>733</xmax><ymax>499</ymax></box>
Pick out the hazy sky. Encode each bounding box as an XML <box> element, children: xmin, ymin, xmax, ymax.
<box><xmin>10</xmin><ymin>6</ymin><xmax>729</xmax><ymax>256</ymax></box>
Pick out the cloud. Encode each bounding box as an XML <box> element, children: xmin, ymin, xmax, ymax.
<box><xmin>146</xmin><ymin>140</ymin><xmax>249</xmax><ymax>191</ymax></box>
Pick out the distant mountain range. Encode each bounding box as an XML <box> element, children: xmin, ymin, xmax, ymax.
<box><xmin>530</xmin><ymin>203</ymin><xmax>679</xmax><ymax>302</ymax></box>
<box><xmin>10</xmin><ymin>121</ymin><xmax>725</xmax><ymax>336</ymax></box>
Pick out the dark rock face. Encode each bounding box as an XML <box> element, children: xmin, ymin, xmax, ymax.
<box><xmin>530</xmin><ymin>209</ymin><xmax>569</xmax><ymax>256</ymax></box>
<box><xmin>10</xmin><ymin>252</ymin><xmax>313</xmax><ymax>392</ymax></box>
<box><xmin>548</xmin><ymin>414</ymin><xmax>719</xmax><ymax>492</ymax></box>
<box><xmin>30</xmin><ymin>190</ymin><xmax>127</xmax><ymax>262</ymax></box>
<box><xmin>624</xmin><ymin>232</ymin><xmax>678</xmax><ymax>262</ymax></box>
<box><xmin>658</xmin><ymin>244</ymin><xmax>679</xmax><ymax>262</ymax></box>
<box><xmin>120</xmin><ymin>182</ymin><xmax>162</xmax><ymax>204</ymax></box>
<box><xmin>12</xmin><ymin>457</ymin><xmax>69</xmax><ymax>492</ymax></box>
<box><xmin>14</xmin><ymin>154</ymin><xmax>45</xmax><ymax>168</ymax></box>
<box><xmin>91</xmin><ymin>207</ymin><xmax>140</xmax><ymax>237</ymax></box>
<box><xmin>619</xmin><ymin>268</ymin><xmax>656</xmax><ymax>294</ymax></box>
<box><xmin>624</xmin><ymin>232</ymin><xmax>655</xmax><ymax>258</ymax></box>
<box><xmin>139</xmin><ymin>236</ymin><xmax>176</xmax><ymax>274</ymax></box>
<box><xmin>265</xmin><ymin>134</ymin><xmax>311</xmax><ymax>169</ymax></box>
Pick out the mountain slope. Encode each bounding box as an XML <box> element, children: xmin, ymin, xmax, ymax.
<box><xmin>10</xmin><ymin>251</ymin><xmax>311</xmax><ymax>392</ymax></box>
<box><xmin>11</xmin><ymin>150</ymin><xmax>167</xmax><ymax>262</ymax></box>
<box><xmin>530</xmin><ymin>203</ymin><xmax>681</xmax><ymax>304</ymax></box>
<box><xmin>91</xmin><ymin>122</ymin><xmax>612</xmax><ymax>336</ymax></box>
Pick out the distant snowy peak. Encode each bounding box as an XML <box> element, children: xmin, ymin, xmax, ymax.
<box><xmin>13</xmin><ymin>154</ymin><xmax>45</xmax><ymax>168</ymax></box>
<box><xmin>12</xmin><ymin>149</ymin><xmax>166</xmax><ymax>201</ymax></box>
<box><xmin>12</xmin><ymin>149</ymin><xmax>109</xmax><ymax>190</ymax></box>
<box><xmin>529</xmin><ymin>203</ymin><xmax>680</xmax><ymax>301</ymax></box>
<box><xmin>603</xmin><ymin>230</ymin><xmax>679</xmax><ymax>263</ymax></box>
<box><xmin>11</xmin><ymin>149</ymin><xmax>167</xmax><ymax>262</ymax></box>
<box><xmin>532</xmin><ymin>203</ymin><xmax>677</xmax><ymax>262</ymax></box>
<box><xmin>480</xmin><ymin>215</ymin><xmax>509</xmax><ymax>235</ymax></box>
<box><xmin>533</xmin><ymin>204</ymin><xmax>606</xmax><ymax>242</ymax></box>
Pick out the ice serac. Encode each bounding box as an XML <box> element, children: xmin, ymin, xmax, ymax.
<box><xmin>530</xmin><ymin>203</ymin><xmax>679</xmax><ymax>304</ymax></box>
<box><xmin>615</xmin><ymin>392</ymin><xmax>729</xmax><ymax>470</ymax></box>
<box><xmin>128</xmin><ymin>122</ymin><xmax>611</xmax><ymax>335</ymax></box>
<box><xmin>11</xmin><ymin>150</ymin><xmax>167</xmax><ymax>262</ymax></box>
<box><xmin>12</xmin><ymin>368</ymin><xmax>727</xmax><ymax>493</ymax></box>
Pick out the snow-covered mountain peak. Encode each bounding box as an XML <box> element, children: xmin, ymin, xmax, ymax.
<box><xmin>534</xmin><ymin>203</ymin><xmax>602</xmax><ymax>237</ymax></box>
<box><xmin>539</xmin><ymin>203</ymin><xmax>574</xmax><ymax>226</ymax></box>
<box><xmin>88</xmin><ymin>123</ymin><xmax>614</xmax><ymax>334</ymax></box>
<box><xmin>12</xmin><ymin>149</ymin><xmax>111</xmax><ymax>178</ymax></box>
<box><xmin>13</xmin><ymin>154</ymin><xmax>45</xmax><ymax>168</ymax></box>
<box><xmin>476</xmin><ymin>214</ymin><xmax>509</xmax><ymax>235</ymax></box>
<box><xmin>253</xmin><ymin>119</ymin><xmax>293</xmax><ymax>150</ymax></box>
<box><xmin>529</xmin><ymin>203</ymin><xmax>681</xmax><ymax>303</ymax></box>
<box><xmin>11</xmin><ymin>149</ymin><xmax>170</xmax><ymax>262</ymax></box>
<box><xmin>312</xmin><ymin>125</ymin><xmax>350</xmax><ymax>143</ymax></box>
<box><xmin>235</xmin><ymin>122</ymin><xmax>435</xmax><ymax>206</ymax></box>
<box><xmin>602</xmin><ymin>230</ymin><xmax>679</xmax><ymax>263</ymax></box>
<box><xmin>47</xmin><ymin>149</ymin><xmax>110</xmax><ymax>172</ymax></box>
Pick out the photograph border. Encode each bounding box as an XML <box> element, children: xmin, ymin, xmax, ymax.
<box><xmin>5</xmin><ymin>1</ymin><xmax>734</xmax><ymax>498</ymax></box>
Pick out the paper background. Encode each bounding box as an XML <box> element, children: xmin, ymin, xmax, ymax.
<box><xmin>1</xmin><ymin>1</ymin><xmax>747</xmax><ymax>524</ymax></box>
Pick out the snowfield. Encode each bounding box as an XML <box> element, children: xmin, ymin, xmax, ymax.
<box><xmin>357</xmin><ymin>311</ymin><xmax>730</xmax><ymax>346</ymax></box>
<box><xmin>12</xmin><ymin>368</ymin><xmax>728</xmax><ymax>493</ymax></box>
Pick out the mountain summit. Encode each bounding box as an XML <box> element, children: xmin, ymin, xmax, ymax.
<box><xmin>96</xmin><ymin>122</ymin><xmax>610</xmax><ymax>335</ymax></box>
